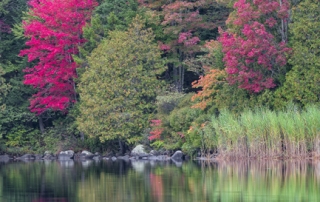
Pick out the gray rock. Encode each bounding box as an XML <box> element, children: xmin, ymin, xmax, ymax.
<box><xmin>118</xmin><ymin>155</ymin><xmax>130</xmax><ymax>160</ymax></box>
<box><xmin>34</xmin><ymin>154</ymin><xmax>43</xmax><ymax>160</ymax></box>
<box><xmin>58</xmin><ymin>150</ymin><xmax>74</xmax><ymax>160</ymax></box>
<box><xmin>43</xmin><ymin>154</ymin><xmax>56</xmax><ymax>160</ymax></box>
<box><xmin>79</xmin><ymin>150</ymin><xmax>94</xmax><ymax>160</ymax></box>
<box><xmin>17</xmin><ymin>154</ymin><xmax>35</xmax><ymax>160</ymax></box>
<box><xmin>0</xmin><ymin>154</ymin><xmax>10</xmax><ymax>163</ymax></box>
<box><xmin>43</xmin><ymin>151</ymin><xmax>55</xmax><ymax>160</ymax></box>
<box><xmin>131</xmin><ymin>144</ymin><xmax>149</xmax><ymax>157</ymax></box>
<box><xmin>148</xmin><ymin>155</ymin><xmax>170</xmax><ymax>161</ymax></box>
<box><xmin>93</xmin><ymin>155</ymin><xmax>102</xmax><ymax>161</ymax></box>
<box><xmin>81</xmin><ymin>150</ymin><xmax>93</xmax><ymax>155</ymax></box>
<box><xmin>171</xmin><ymin>150</ymin><xmax>184</xmax><ymax>161</ymax></box>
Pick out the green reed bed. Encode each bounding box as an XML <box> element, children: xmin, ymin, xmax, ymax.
<box><xmin>207</xmin><ymin>105</ymin><xmax>320</xmax><ymax>159</ymax></box>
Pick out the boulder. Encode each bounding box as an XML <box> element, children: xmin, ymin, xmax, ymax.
<box><xmin>93</xmin><ymin>155</ymin><xmax>102</xmax><ymax>161</ymax></box>
<box><xmin>58</xmin><ymin>150</ymin><xmax>74</xmax><ymax>160</ymax></box>
<box><xmin>34</xmin><ymin>154</ymin><xmax>43</xmax><ymax>160</ymax></box>
<box><xmin>117</xmin><ymin>155</ymin><xmax>130</xmax><ymax>161</ymax></box>
<box><xmin>148</xmin><ymin>155</ymin><xmax>170</xmax><ymax>161</ymax></box>
<box><xmin>0</xmin><ymin>154</ymin><xmax>10</xmax><ymax>163</ymax></box>
<box><xmin>79</xmin><ymin>150</ymin><xmax>94</xmax><ymax>160</ymax></box>
<box><xmin>131</xmin><ymin>144</ymin><xmax>149</xmax><ymax>157</ymax></box>
<box><xmin>43</xmin><ymin>151</ymin><xmax>56</xmax><ymax>160</ymax></box>
<box><xmin>17</xmin><ymin>154</ymin><xmax>35</xmax><ymax>160</ymax></box>
<box><xmin>171</xmin><ymin>150</ymin><xmax>184</xmax><ymax>161</ymax></box>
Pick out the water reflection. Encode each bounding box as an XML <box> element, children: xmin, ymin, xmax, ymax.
<box><xmin>0</xmin><ymin>160</ymin><xmax>319</xmax><ymax>201</ymax></box>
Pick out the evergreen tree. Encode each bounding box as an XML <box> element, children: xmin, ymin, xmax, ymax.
<box><xmin>278</xmin><ymin>0</ymin><xmax>320</xmax><ymax>106</ymax></box>
<box><xmin>77</xmin><ymin>17</ymin><xmax>164</xmax><ymax>151</ymax></box>
<box><xmin>0</xmin><ymin>0</ymin><xmax>40</xmax><ymax>148</ymax></box>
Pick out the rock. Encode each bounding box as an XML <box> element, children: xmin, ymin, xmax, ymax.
<box><xmin>160</xmin><ymin>155</ymin><xmax>170</xmax><ymax>160</ymax></box>
<box><xmin>111</xmin><ymin>156</ymin><xmax>117</xmax><ymax>161</ymax></box>
<box><xmin>0</xmin><ymin>154</ymin><xmax>10</xmax><ymax>163</ymax></box>
<box><xmin>58</xmin><ymin>150</ymin><xmax>74</xmax><ymax>160</ymax></box>
<box><xmin>43</xmin><ymin>154</ymin><xmax>56</xmax><ymax>160</ymax></box>
<box><xmin>34</xmin><ymin>154</ymin><xmax>43</xmax><ymax>160</ymax></box>
<box><xmin>17</xmin><ymin>154</ymin><xmax>35</xmax><ymax>160</ymax></box>
<box><xmin>93</xmin><ymin>155</ymin><xmax>102</xmax><ymax>161</ymax></box>
<box><xmin>79</xmin><ymin>150</ymin><xmax>94</xmax><ymax>160</ymax></box>
<box><xmin>43</xmin><ymin>151</ymin><xmax>56</xmax><ymax>160</ymax></box>
<box><xmin>81</xmin><ymin>150</ymin><xmax>93</xmax><ymax>155</ymax></box>
<box><xmin>118</xmin><ymin>155</ymin><xmax>130</xmax><ymax>160</ymax></box>
<box><xmin>171</xmin><ymin>150</ymin><xmax>184</xmax><ymax>161</ymax></box>
<box><xmin>131</xmin><ymin>144</ymin><xmax>149</xmax><ymax>157</ymax></box>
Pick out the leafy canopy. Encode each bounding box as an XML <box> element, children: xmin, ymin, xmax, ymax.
<box><xmin>278</xmin><ymin>0</ymin><xmax>320</xmax><ymax>105</ymax></box>
<box><xmin>77</xmin><ymin>16</ymin><xmax>165</xmax><ymax>143</ymax></box>
<box><xmin>19</xmin><ymin>0</ymin><xmax>97</xmax><ymax>115</ymax></box>
<box><xmin>219</xmin><ymin>0</ymin><xmax>291</xmax><ymax>93</ymax></box>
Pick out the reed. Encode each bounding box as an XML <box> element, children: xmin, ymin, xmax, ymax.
<box><xmin>206</xmin><ymin>104</ymin><xmax>320</xmax><ymax>159</ymax></box>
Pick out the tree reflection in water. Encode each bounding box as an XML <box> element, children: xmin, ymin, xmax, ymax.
<box><xmin>0</xmin><ymin>160</ymin><xmax>320</xmax><ymax>202</ymax></box>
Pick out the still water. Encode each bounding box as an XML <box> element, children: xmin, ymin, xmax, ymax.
<box><xmin>0</xmin><ymin>159</ymin><xmax>319</xmax><ymax>202</ymax></box>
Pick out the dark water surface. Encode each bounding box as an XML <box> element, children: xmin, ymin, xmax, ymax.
<box><xmin>0</xmin><ymin>159</ymin><xmax>319</xmax><ymax>202</ymax></box>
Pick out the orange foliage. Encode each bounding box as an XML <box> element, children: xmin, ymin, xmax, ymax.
<box><xmin>191</xmin><ymin>69</ymin><xmax>226</xmax><ymax>110</ymax></box>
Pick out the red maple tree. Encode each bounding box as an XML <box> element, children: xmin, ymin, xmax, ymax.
<box><xmin>20</xmin><ymin>0</ymin><xmax>97</xmax><ymax>114</ymax></box>
<box><xmin>219</xmin><ymin>0</ymin><xmax>291</xmax><ymax>93</ymax></box>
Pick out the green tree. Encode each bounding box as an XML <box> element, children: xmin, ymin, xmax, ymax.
<box><xmin>277</xmin><ymin>0</ymin><xmax>320</xmax><ymax>106</ymax></box>
<box><xmin>77</xmin><ymin>17</ymin><xmax>165</xmax><ymax>153</ymax></box>
<box><xmin>0</xmin><ymin>0</ymin><xmax>41</xmax><ymax>151</ymax></box>
<box><xmin>78</xmin><ymin>0</ymin><xmax>150</xmax><ymax>61</ymax></box>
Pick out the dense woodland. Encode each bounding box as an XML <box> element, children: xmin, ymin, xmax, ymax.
<box><xmin>0</xmin><ymin>0</ymin><xmax>319</xmax><ymax>158</ymax></box>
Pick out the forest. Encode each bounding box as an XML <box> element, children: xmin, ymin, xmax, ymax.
<box><xmin>0</xmin><ymin>0</ymin><xmax>319</xmax><ymax>159</ymax></box>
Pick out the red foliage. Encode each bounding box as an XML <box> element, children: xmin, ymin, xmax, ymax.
<box><xmin>148</xmin><ymin>128</ymin><xmax>164</xmax><ymax>141</ymax></box>
<box><xmin>149</xmin><ymin>119</ymin><xmax>163</xmax><ymax>141</ymax></box>
<box><xmin>178</xmin><ymin>31</ymin><xmax>200</xmax><ymax>46</ymax></box>
<box><xmin>158</xmin><ymin>41</ymin><xmax>171</xmax><ymax>52</ymax></box>
<box><xmin>20</xmin><ymin>0</ymin><xmax>97</xmax><ymax>114</ymax></box>
<box><xmin>219</xmin><ymin>0</ymin><xmax>290</xmax><ymax>93</ymax></box>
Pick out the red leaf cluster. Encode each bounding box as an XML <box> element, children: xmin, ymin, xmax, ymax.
<box><xmin>20</xmin><ymin>0</ymin><xmax>97</xmax><ymax>114</ymax></box>
<box><xmin>178</xmin><ymin>31</ymin><xmax>200</xmax><ymax>46</ymax></box>
<box><xmin>219</xmin><ymin>0</ymin><xmax>290</xmax><ymax>93</ymax></box>
<box><xmin>149</xmin><ymin>119</ymin><xmax>163</xmax><ymax>141</ymax></box>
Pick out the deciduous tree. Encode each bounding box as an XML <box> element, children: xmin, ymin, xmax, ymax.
<box><xmin>219</xmin><ymin>0</ymin><xmax>291</xmax><ymax>93</ymax></box>
<box><xmin>19</xmin><ymin>0</ymin><xmax>97</xmax><ymax>115</ymax></box>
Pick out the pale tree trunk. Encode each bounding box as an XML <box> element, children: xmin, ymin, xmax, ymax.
<box><xmin>39</xmin><ymin>115</ymin><xmax>45</xmax><ymax>134</ymax></box>
<box><xmin>279</xmin><ymin>0</ymin><xmax>288</xmax><ymax>42</ymax></box>
<box><xmin>119</xmin><ymin>139</ymin><xmax>124</xmax><ymax>155</ymax></box>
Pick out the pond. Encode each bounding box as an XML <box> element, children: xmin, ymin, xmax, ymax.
<box><xmin>0</xmin><ymin>159</ymin><xmax>319</xmax><ymax>202</ymax></box>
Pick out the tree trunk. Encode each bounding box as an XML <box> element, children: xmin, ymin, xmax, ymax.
<box><xmin>119</xmin><ymin>139</ymin><xmax>124</xmax><ymax>155</ymax></box>
<box><xmin>39</xmin><ymin>115</ymin><xmax>45</xmax><ymax>134</ymax></box>
<box><xmin>80</xmin><ymin>131</ymin><xmax>85</xmax><ymax>141</ymax></box>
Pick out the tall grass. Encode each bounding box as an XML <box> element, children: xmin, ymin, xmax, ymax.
<box><xmin>206</xmin><ymin>104</ymin><xmax>320</xmax><ymax>159</ymax></box>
